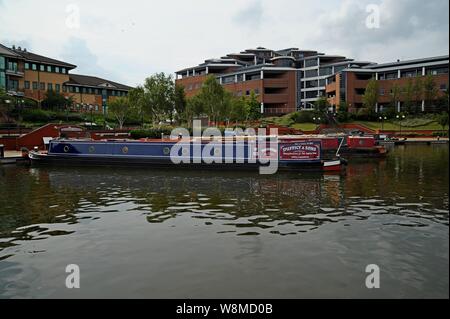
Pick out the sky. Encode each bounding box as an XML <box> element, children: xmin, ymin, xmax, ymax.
<box><xmin>0</xmin><ymin>0</ymin><xmax>448</xmax><ymax>87</ymax></box>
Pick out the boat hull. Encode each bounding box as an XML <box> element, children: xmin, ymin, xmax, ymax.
<box><xmin>29</xmin><ymin>151</ymin><xmax>343</xmax><ymax>172</ymax></box>
<box><xmin>28</xmin><ymin>139</ymin><xmax>345</xmax><ymax>172</ymax></box>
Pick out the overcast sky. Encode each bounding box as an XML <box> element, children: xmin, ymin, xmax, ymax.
<box><xmin>0</xmin><ymin>0</ymin><xmax>448</xmax><ymax>86</ymax></box>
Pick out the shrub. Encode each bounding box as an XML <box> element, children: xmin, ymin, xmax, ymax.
<box><xmin>130</xmin><ymin>126</ymin><xmax>174</xmax><ymax>139</ymax></box>
<box><xmin>20</xmin><ymin>109</ymin><xmax>52</xmax><ymax>122</ymax></box>
<box><xmin>432</xmin><ymin>132</ymin><xmax>448</xmax><ymax>137</ymax></box>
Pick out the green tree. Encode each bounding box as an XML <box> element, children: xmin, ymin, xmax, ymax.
<box><xmin>184</xmin><ymin>95</ymin><xmax>204</xmax><ymax>128</ymax></box>
<box><xmin>246</xmin><ymin>90</ymin><xmax>262</xmax><ymax>121</ymax></box>
<box><xmin>423</xmin><ymin>75</ymin><xmax>439</xmax><ymax>111</ymax></box>
<box><xmin>389</xmin><ymin>83</ymin><xmax>401</xmax><ymax>111</ymax></box>
<box><xmin>42</xmin><ymin>90</ymin><xmax>69</xmax><ymax>111</ymax></box>
<box><xmin>108</xmin><ymin>96</ymin><xmax>130</xmax><ymax>129</ymax></box>
<box><xmin>128</xmin><ymin>86</ymin><xmax>146</xmax><ymax>127</ymax></box>
<box><xmin>413</xmin><ymin>77</ymin><xmax>423</xmax><ymax>113</ymax></box>
<box><xmin>143</xmin><ymin>73</ymin><xmax>175</xmax><ymax>124</ymax></box>
<box><xmin>437</xmin><ymin>112</ymin><xmax>449</xmax><ymax>131</ymax></box>
<box><xmin>403</xmin><ymin>78</ymin><xmax>415</xmax><ymax>114</ymax></box>
<box><xmin>229</xmin><ymin>97</ymin><xmax>248</xmax><ymax>125</ymax></box>
<box><xmin>336</xmin><ymin>101</ymin><xmax>349</xmax><ymax>122</ymax></box>
<box><xmin>314</xmin><ymin>96</ymin><xmax>330</xmax><ymax>113</ymax></box>
<box><xmin>362</xmin><ymin>78</ymin><xmax>379</xmax><ymax>111</ymax></box>
<box><xmin>196</xmin><ymin>75</ymin><xmax>231</xmax><ymax>124</ymax></box>
<box><xmin>174</xmin><ymin>84</ymin><xmax>187</xmax><ymax>124</ymax></box>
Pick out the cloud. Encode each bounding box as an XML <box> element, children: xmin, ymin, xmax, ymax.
<box><xmin>233</xmin><ymin>1</ymin><xmax>264</xmax><ymax>28</ymax></box>
<box><xmin>307</xmin><ymin>0</ymin><xmax>449</xmax><ymax>62</ymax></box>
<box><xmin>60</xmin><ymin>37</ymin><xmax>109</xmax><ymax>78</ymax></box>
<box><xmin>0</xmin><ymin>0</ymin><xmax>447</xmax><ymax>86</ymax></box>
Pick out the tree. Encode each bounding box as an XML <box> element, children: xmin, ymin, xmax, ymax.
<box><xmin>389</xmin><ymin>83</ymin><xmax>401</xmax><ymax>112</ymax></box>
<box><xmin>413</xmin><ymin>77</ymin><xmax>423</xmax><ymax>113</ymax></box>
<box><xmin>423</xmin><ymin>75</ymin><xmax>439</xmax><ymax>111</ymax></box>
<box><xmin>108</xmin><ymin>97</ymin><xmax>130</xmax><ymax>129</ymax></box>
<box><xmin>229</xmin><ymin>97</ymin><xmax>248</xmax><ymax>126</ymax></box>
<box><xmin>42</xmin><ymin>90</ymin><xmax>69</xmax><ymax>111</ymax></box>
<box><xmin>174</xmin><ymin>84</ymin><xmax>187</xmax><ymax>124</ymax></box>
<box><xmin>437</xmin><ymin>112</ymin><xmax>449</xmax><ymax>131</ymax></box>
<box><xmin>336</xmin><ymin>101</ymin><xmax>349</xmax><ymax>123</ymax></box>
<box><xmin>362</xmin><ymin>78</ymin><xmax>379</xmax><ymax>111</ymax></box>
<box><xmin>246</xmin><ymin>90</ymin><xmax>262</xmax><ymax>121</ymax></box>
<box><xmin>196</xmin><ymin>75</ymin><xmax>231</xmax><ymax>125</ymax></box>
<box><xmin>314</xmin><ymin>96</ymin><xmax>330</xmax><ymax>113</ymax></box>
<box><xmin>143</xmin><ymin>73</ymin><xmax>175</xmax><ymax>124</ymax></box>
<box><xmin>184</xmin><ymin>95</ymin><xmax>204</xmax><ymax>128</ymax></box>
<box><xmin>403</xmin><ymin>78</ymin><xmax>415</xmax><ymax>114</ymax></box>
<box><xmin>128</xmin><ymin>86</ymin><xmax>146</xmax><ymax>127</ymax></box>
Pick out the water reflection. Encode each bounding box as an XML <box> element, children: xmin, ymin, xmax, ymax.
<box><xmin>0</xmin><ymin>145</ymin><xmax>448</xmax><ymax>257</ymax></box>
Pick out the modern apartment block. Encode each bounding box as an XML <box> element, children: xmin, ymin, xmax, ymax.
<box><xmin>325</xmin><ymin>55</ymin><xmax>449</xmax><ymax>113</ymax></box>
<box><xmin>176</xmin><ymin>47</ymin><xmax>449</xmax><ymax>115</ymax></box>
<box><xmin>0</xmin><ymin>43</ymin><xmax>132</xmax><ymax>113</ymax></box>
<box><xmin>175</xmin><ymin>47</ymin><xmax>373</xmax><ymax>115</ymax></box>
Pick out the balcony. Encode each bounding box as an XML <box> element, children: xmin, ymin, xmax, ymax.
<box><xmin>263</xmin><ymin>79</ymin><xmax>288</xmax><ymax>88</ymax></box>
<box><xmin>5</xmin><ymin>69</ymin><xmax>24</xmax><ymax>77</ymax></box>
<box><xmin>263</xmin><ymin>93</ymin><xmax>288</xmax><ymax>104</ymax></box>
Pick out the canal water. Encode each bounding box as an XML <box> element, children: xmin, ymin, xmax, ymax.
<box><xmin>0</xmin><ymin>145</ymin><xmax>448</xmax><ymax>298</ymax></box>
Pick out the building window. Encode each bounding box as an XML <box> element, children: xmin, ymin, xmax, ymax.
<box><xmin>440</xmin><ymin>83</ymin><xmax>448</xmax><ymax>91</ymax></box>
<box><xmin>75</xmin><ymin>87</ymin><xmax>80</xmax><ymax>93</ymax></box>
<box><xmin>0</xmin><ymin>56</ymin><xmax>5</xmax><ymax>70</ymax></box>
<box><xmin>82</xmin><ymin>87</ymin><xmax>87</xmax><ymax>93</ymax></box>
<box><xmin>7</xmin><ymin>61</ymin><xmax>18</xmax><ymax>71</ymax></box>
<box><xmin>254</xmin><ymin>88</ymin><xmax>260</xmax><ymax>95</ymax></box>
<box><xmin>95</xmin><ymin>89</ymin><xmax>99</xmax><ymax>95</ymax></box>
<box><xmin>246</xmin><ymin>90</ymin><xmax>250</xmax><ymax>96</ymax></box>
<box><xmin>304</xmin><ymin>58</ymin><xmax>318</xmax><ymax>68</ymax></box>
<box><xmin>32</xmin><ymin>64</ymin><xmax>37</xmax><ymax>71</ymax></box>
<box><xmin>55</xmin><ymin>66</ymin><xmax>60</xmax><ymax>73</ymax></box>
<box><xmin>24</xmin><ymin>81</ymin><xmax>30</xmax><ymax>89</ymax></box>
<box><xmin>427</xmin><ymin>67</ymin><xmax>449</xmax><ymax>75</ymax></box>
<box><xmin>55</xmin><ymin>84</ymin><xmax>60</xmax><ymax>92</ymax></box>
<box><xmin>47</xmin><ymin>83</ymin><xmax>53</xmax><ymax>91</ymax></box>
<box><xmin>304</xmin><ymin>69</ymin><xmax>318</xmax><ymax>78</ymax></box>
<box><xmin>25</xmin><ymin>63</ymin><xmax>30</xmax><ymax>70</ymax></box>
<box><xmin>63</xmin><ymin>85</ymin><xmax>67</xmax><ymax>92</ymax></box>
<box><xmin>380</xmin><ymin>88</ymin><xmax>385</xmax><ymax>96</ymax></box>
<box><xmin>40</xmin><ymin>82</ymin><xmax>45</xmax><ymax>90</ymax></box>
<box><xmin>0</xmin><ymin>72</ymin><xmax>6</xmax><ymax>89</ymax></box>
<box><xmin>47</xmin><ymin>65</ymin><xmax>52</xmax><ymax>72</ymax></box>
<box><xmin>62</xmin><ymin>68</ymin><xmax>66</xmax><ymax>74</ymax></box>
<box><xmin>32</xmin><ymin>81</ymin><xmax>38</xmax><ymax>90</ymax></box>
<box><xmin>40</xmin><ymin>65</ymin><xmax>45</xmax><ymax>72</ymax></box>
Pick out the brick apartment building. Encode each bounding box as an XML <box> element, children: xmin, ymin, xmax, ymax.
<box><xmin>0</xmin><ymin>43</ymin><xmax>132</xmax><ymax>113</ymax></box>
<box><xmin>326</xmin><ymin>55</ymin><xmax>449</xmax><ymax>113</ymax></box>
<box><xmin>176</xmin><ymin>47</ymin><xmax>449</xmax><ymax>115</ymax></box>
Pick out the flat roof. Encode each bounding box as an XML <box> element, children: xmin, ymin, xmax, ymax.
<box><xmin>363</xmin><ymin>55</ymin><xmax>449</xmax><ymax>69</ymax></box>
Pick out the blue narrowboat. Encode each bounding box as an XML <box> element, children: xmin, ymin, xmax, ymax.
<box><xmin>28</xmin><ymin>137</ymin><xmax>344</xmax><ymax>172</ymax></box>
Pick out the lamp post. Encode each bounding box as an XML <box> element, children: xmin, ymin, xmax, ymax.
<box><xmin>379</xmin><ymin>116</ymin><xmax>387</xmax><ymax>130</ymax></box>
<box><xmin>64</xmin><ymin>96</ymin><xmax>69</xmax><ymax>122</ymax></box>
<box><xmin>396</xmin><ymin>114</ymin><xmax>406</xmax><ymax>136</ymax></box>
<box><xmin>89</xmin><ymin>105</ymin><xmax>94</xmax><ymax>130</ymax></box>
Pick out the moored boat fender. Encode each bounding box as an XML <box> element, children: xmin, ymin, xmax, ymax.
<box><xmin>323</xmin><ymin>159</ymin><xmax>343</xmax><ymax>171</ymax></box>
